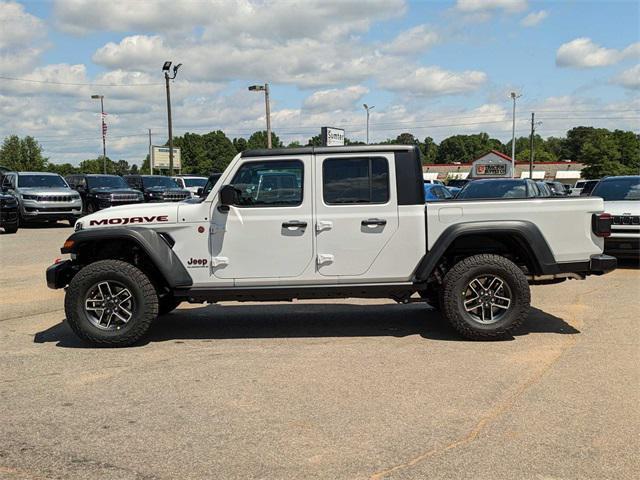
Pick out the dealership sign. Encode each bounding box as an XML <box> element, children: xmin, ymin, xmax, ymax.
<box><xmin>151</xmin><ymin>146</ymin><xmax>181</xmax><ymax>169</ymax></box>
<box><xmin>321</xmin><ymin>127</ymin><xmax>345</xmax><ymax>146</ymax></box>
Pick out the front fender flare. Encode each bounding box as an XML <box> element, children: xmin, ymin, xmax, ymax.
<box><xmin>61</xmin><ymin>227</ymin><xmax>192</xmax><ymax>288</ymax></box>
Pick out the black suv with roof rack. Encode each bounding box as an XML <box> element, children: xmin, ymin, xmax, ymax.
<box><xmin>123</xmin><ymin>175</ymin><xmax>190</xmax><ymax>203</ymax></box>
<box><xmin>66</xmin><ymin>174</ymin><xmax>144</xmax><ymax>214</ymax></box>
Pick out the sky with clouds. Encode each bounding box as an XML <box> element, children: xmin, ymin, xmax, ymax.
<box><xmin>0</xmin><ymin>0</ymin><xmax>638</xmax><ymax>165</ymax></box>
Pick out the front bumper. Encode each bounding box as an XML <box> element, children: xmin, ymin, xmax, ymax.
<box><xmin>21</xmin><ymin>200</ymin><xmax>82</xmax><ymax>220</ymax></box>
<box><xmin>46</xmin><ymin>260</ymin><xmax>78</xmax><ymax>289</ymax></box>
<box><xmin>0</xmin><ymin>207</ymin><xmax>18</xmax><ymax>225</ymax></box>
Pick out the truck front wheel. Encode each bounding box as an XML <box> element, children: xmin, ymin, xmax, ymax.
<box><xmin>441</xmin><ymin>254</ymin><xmax>530</xmax><ymax>340</ymax></box>
<box><xmin>64</xmin><ymin>260</ymin><xmax>159</xmax><ymax>347</ymax></box>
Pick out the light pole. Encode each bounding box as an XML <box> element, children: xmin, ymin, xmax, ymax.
<box><xmin>510</xmin><ymin>92</ymin><xmax>522</xmax><ymax>178</ymax></box>
<box><xmin>363</xmin><ymin>103</ymin><xmax>374</xmax><ymax>144</ymax></box>
<box><xmin>162</xmin><ymin>61</ymin><xmax>182</xmax><ymax>175</ymax></box>
<box><xmin>248</xmin><ymin>83</ymin><xmax>272</xmax><ymax>148</ymax></box>
<box><xmin>91</xmin><ymin>94</ymin><xmax>106</xmax><ymax>173</ymax></box>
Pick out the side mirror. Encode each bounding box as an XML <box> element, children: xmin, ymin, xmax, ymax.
<box><xmin>196</xmin><ymin>187</ymin><xmax>204</xmax><ymax>197</ymax></box>
<box><xmin>219</xmin><ymin>185</ymin><xmax>239</xmax><ymax>210</ymax></box>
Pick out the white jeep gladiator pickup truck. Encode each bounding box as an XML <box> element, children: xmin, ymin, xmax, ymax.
<box><xmin>46</xmin><ymin>145</ymin><xmax>616</xmax><ymax>346</ymax></box>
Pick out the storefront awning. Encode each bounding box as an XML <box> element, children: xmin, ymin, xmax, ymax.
<box><xmin>423</xmin><ymin>172</ymin><xmax>439</xmax><ymax>180</ymax></box>
<box><xmin>520</xmin><ymin>171</ymin><xmax>546</xmax><ymax>179</ymax></box>
<box><xmin>555</xmin><ymin>170</ymin><xmax>581</xmax><ymax>179</ymax></box>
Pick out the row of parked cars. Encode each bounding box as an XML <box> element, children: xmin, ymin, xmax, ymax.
<box><xmin>0</xmin><ymin>171</ymin><xmax>221</xmax><ymax>233</ymax></box>
<box><xmin>423</xmin><ymin>176</ymin><xmax>639</xmax><ymax>259</ymax></box>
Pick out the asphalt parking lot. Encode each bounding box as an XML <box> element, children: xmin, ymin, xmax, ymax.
<box><xmin>1</xmin><ymin>224</ymin><xmax>639</xmax><ymax>480</ymax></box>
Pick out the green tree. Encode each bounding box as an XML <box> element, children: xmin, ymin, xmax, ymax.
<box><xmin>306</xmin><ymin>134</ymin><xmax>322</xmax><ymax>146</ymax></box>
<box><xmin>287</xmin><ymin>140</ymin><xmax>302</xmax><ymax>148</ymax></box>
<box><xmin>47</xmin><ymin>163</ymin><xmax>77</xmax><ymax>176</ymax></box>
<box><xmin>202</xmin><ymin>130</ymin><xmax>237</xmax><ymax>173</ymax></box>
<box><xmin>233</xmin><ymin>137</ymin><xmax>248</xmax><ymax>152</ymax></box>
<box><xmin>422</xmin><ymin>137</ymin><xmax>438</xmax><ymax>164</ymax></box>
<box><xmin>0</xmin><ymin>135</ymin><xmax>48</xmax><ymax>171</ymax></box>
<box><xmin>247</xmin><ymin>131</ymin><xmax>283</xmax><ymax>149</ymax></box>
<box><xmin>436</xmin><ymin>133</ymin><xmax>502</xmax><ymax>164</ymax></box>
<box><xmin>394</xmin><ymin>133</ymin><xmax>418</xmax><ymax>145</ymax></box>
<box><xmin>580</xmin><ymin>129</ymin><xmax>634</xmax><ymax>178</ymax></box>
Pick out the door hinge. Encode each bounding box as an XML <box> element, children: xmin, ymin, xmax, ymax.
<box><xmin>211</xmin><ymin>256</ymin><xmax>229</xmax><ymax>267</ymax></box>
<box><xmin>316</xmin><ymin>220</ymin><xmax>333</xmax><ymax>232</ymax></box>
<box><xmin>210</xmin><ymin>223</ymin><xmax>226</xmax><ymax>234</ymax></box>
<box><xmin>317</xmin><ymin>254</ymin><xmax>334</xmax><ymax>266</ymax></box>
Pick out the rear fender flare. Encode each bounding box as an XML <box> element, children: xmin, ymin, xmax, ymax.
<box><xmin>413</xmin><ymin>220</ymin><xmax>557</xmax><ymax>282</ymax></box>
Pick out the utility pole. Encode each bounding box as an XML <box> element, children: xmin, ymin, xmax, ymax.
<box><xmin>148</xmin><ymin>128</ymin><xmax>153</xmax><ymax>175</ymax></box>
<box><xmin>91</xmin><ymin>95</ymin><xmax>106</xmax><ymax>173</ymax></box>
<box><xmin>363</xmin><ymin>103</ymin><xmax>375</xmax><ymax>144</ymax></box>
<box><xmin>529</xmin><ymin>112</ymin><xmax>542</xmax><ymax>180</ymax></box>
<box><xmin>162</xmin><ymin>61</ymin><xmax>182</xmax><ymax>175</ymax></box>
<box><xmin>248</xmin><ymin>83</ymin><xmax>272</xmax><ymax>148</ymax></box>
<box><xmin>529</xmin><ymin>113</ymin><xmax>535</xmax><ymax>180</ymax></box>
<box><xmin>510</xmin><ymin>92</ymin><xmax>521</xmax><ymax>178</ymax></box>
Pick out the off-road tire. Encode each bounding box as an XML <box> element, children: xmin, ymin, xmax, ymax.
<box><xmin>158</xmin><ymin>294</ymin><xmax>182</xmax><ymax>315</ymax></box>
<box><xmin>65</xmin><ymin>259</ymin><xmax>158</xmax><ymax>347</ymax></box>
<box><xmin>441</xmin><ymin>254</ymin><xmax>530</xmax><ymax>340</ymax></box>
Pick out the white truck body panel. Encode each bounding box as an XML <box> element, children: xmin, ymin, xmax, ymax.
<box><xmin>75</xmin><ymin>150</ymin><xmax>607</xmax><ymax>287</ymax></box>
<box><xmin>426</xmin><ymin>197</ymin><xmax>605</xmax><ymax>263</ymax></box>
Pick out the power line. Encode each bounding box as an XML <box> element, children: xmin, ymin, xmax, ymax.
<box><xmin>0</xmin><ymin>75</ymin><xmax>163</xmax><ymax>87</ymax></box>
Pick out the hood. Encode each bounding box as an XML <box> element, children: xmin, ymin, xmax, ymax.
<box><xmin>17</xmin><ymin>187</ymin><xmax>75</xmax><ymax>195</ymax></box>
<box><xmin>144</xmin><ymin>186</ymin><xmax>189</xmax><ymax>193</ymax></box>
<box><xmin>89</xmin><ymin>187</ymin><xmax>139</xmax><ymax>194</ymax></box>
<box><xmin>78</xmin><ymin>202</ymin><xmax>179</xmax><ymax>230</ymax></box>
<box><xmin>602</xmin><ymin>200</ymin><xmax>640</xmax><ymax>215</ymax></box>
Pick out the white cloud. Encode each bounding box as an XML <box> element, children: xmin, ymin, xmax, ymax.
<box><xmin>92</xmin><ymin>35</ymin><xmax>169</xmax><ymax>71</ymax></box>
<box><xmin>556</xmin><ymin>38</ymin><xmax>640</xmax><ymax>68</ymax></box>
<box><xmin>379</xmin><ymin>66</ymin><xmax>487</xmax><ymax>96</ymax></box>
<box><xmin>383</xmin><ymin>25</ymin><xmax>439</xmax><ymax>55</ymax></box>
<box><xmin>302</xmin><ymin>86</ymin><xmax>369</xmax><ymax>113</ymax></box>
<box><xmin>521</xmin><ymin>10</ymin><xmax>548</xmax><ymax>27</ymax></box>
<box><xmin>54</xmin><ymin>0</ymin><xmax>406</xmax><ymax>39</ymax></box>
<box><xmin>455</xmin><ymin>0</ymin><xmax>528</xmax><ymax>13</ymax></box>
<box><xmin>612</xmin><ymin>64</ymin><xmax>640</xmax><ymax>90</ymax></box>
<box><xmin>0</xmin><ymin>1</ymin><xmax>44</xmax><ymax>49</ymax></box>
<box><xmin>0</xmin><ymin>1</ymin><xmax>46</xmax><ymax>74</ymax></box>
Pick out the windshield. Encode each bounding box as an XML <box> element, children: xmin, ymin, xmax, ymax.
<box><xmin>183</xmin><ymin>178</ymin><xmax>207</xmax><ymax>187</ymax></box>
<box><xmin>142</xmin><ymin>176</ymin><xmax>179</xmax><ymax>188</ymax></box>
<box><xmin>18</xmin><ymin>174</ymin><xmax>67</xmax><ymax>188</ymax></box>
<box><xmin>447</xmin><ymin>179</ymin><xmax>468</xmax><ymax>188</ymax></box>
<box><xmin>458</xmin><ymin>180</ymin><xmax>528</xmax><ymax>199</ymax></box>
<box><xmin>202</xmin><ymin>174</ymin><xmax>222</xmax><ymax>197</ymax></box>
<box><xmin>87</xmin><ymin>176</ymin><xmax>128</xmax><ymax>189</ymax></box>
<box><xmin>591</xmin><ymin>177</ymin><xmax>640</xmax><ymax>201</ymax></box>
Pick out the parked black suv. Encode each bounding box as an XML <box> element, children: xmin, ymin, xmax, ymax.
<box><xmin>0</xmin><ymin>189</ymin><xmax>19</xmax><ymax>233</ymax></box>
<box><xmin>123</xmin><ymin>175</ymin><xmax>190</xmax><ymax>203</ymax></box>
<box><xmin>66</xmin><ymin>174</ymin><xmax>144</xmax><ymax>214</ymax></box>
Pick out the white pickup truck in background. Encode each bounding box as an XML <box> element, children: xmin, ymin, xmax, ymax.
<box><xmin>47</xmin><ymin>145</ymin><xmax>616</xmax><ymax>346</ymax></box>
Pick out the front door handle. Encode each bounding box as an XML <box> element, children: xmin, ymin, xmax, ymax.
<box><xmin>361</xmin><ymin>218</ymin><xmax>387</xmax><ymax>227</ymax></box>
<box><xmin>282</xmin><ymin>220</ymin><xmax>307</xmax><ymax>228</ymax></box>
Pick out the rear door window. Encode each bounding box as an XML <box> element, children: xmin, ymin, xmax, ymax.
<box><xmin>322</xmin><ymin>157</ymin><xmax>389</xmax><ymax>204</ymax></box>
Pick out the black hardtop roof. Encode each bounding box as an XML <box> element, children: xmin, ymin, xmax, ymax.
<box><xmin>240</xmin><ymin>144</ymin><xmax>419</xmax><ymax>158</ymax></box>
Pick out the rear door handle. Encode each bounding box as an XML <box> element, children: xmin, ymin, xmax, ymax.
<box><xmin>361</xmin><ymin>218</ymin><xmax>387</xmax><ymax>227</ymax></box>
<box><xmin>282</xmin><ymin>220</ymin><xmax>307</xmax><ymax>228</ymax></box>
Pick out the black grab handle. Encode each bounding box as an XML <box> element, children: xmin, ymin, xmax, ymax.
<box><xmin>361</xmin><ymin>218</ymin><xmax>387</xmax><ymax>226</ymax></box>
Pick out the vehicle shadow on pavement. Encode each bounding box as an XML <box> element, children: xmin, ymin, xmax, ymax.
<box><xmin>34</xmin><ymin>304</ymin><xmax>578</xmax><ymax>348</ymax></box>
<box><xmin>615</xmin><ymin>258</ymin><xmax>640</xmax><ymax>270</ymax></box>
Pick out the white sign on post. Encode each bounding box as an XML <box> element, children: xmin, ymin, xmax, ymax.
<box><xmin>321</xmin><ymin>127</ymin><xmax>345</xmax><ymax>146</ymax></box>
<box><xmin>151</xmin><ymin>146</ymin><xmax>181</xmax><ymax>170</ymax></box>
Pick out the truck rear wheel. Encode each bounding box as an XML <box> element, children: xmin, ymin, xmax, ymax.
<box><xmin>64</xmin><ymin>260</ymin><xmax>158</xmax><ymax>347</ymax></box>
<box><xmin>441</xmin><ymin>254</ymin><xmax>530</xmax><ymax>340</ymax></box>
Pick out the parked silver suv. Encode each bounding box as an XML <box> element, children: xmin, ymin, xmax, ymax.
<box><xmin>1</xmin><ymin>172</ymin><xmax>82</xmax><ymax>225</ymax></box>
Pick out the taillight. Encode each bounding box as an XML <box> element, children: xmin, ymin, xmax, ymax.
<box><xmin>592</xmin><ymin>213</ymin><xmax>612</xmax><ymax>238</ymax></box>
